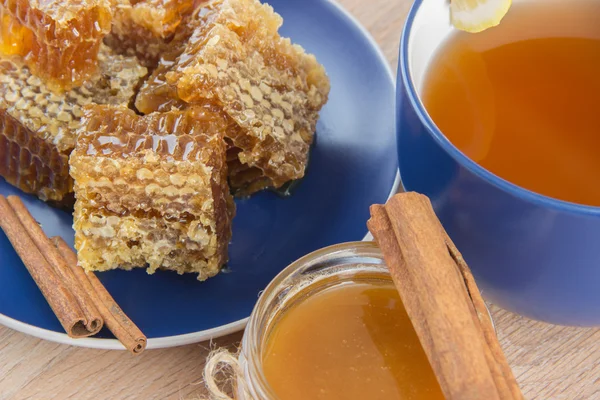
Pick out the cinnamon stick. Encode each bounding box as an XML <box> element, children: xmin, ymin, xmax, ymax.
<box><xmin>445</xmin><ymin>237</ymin><xmax>523</xmax><ymax>400</ymax></box>
<box><xmin>368</xmin><ymin>192</ymin><xmax>523</xmax><ymax>400</ymax></box>
<box><xmin>53</xmin><ymin>237</ymin><xmax>147</xmax><ymax>355</ymax></box>
<box><xmin>0</xmin><ymin>195</ymin><xmax>102</xmax><ymax>337</ymax></box>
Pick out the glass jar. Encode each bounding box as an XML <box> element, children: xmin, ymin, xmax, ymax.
<box><xmin>238</xmin><ymin>241</ymin><xmax>394</xmax><ymax>399</ymax></box>
<box><xmin>236</xmin><ymin>241</ymin><xmax>496</xmax><ymax>399</ymax></box>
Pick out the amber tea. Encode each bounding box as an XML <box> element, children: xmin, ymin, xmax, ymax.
<box><xmin>423</xmin><ymin>0</ymin><xmax>600</xmax><ymax>206</ymax></box>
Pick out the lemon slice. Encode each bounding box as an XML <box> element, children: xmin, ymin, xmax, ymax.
<box><xmin>451</xmin><ymin>0</ymin><xmax>512</xmax><ymax>33</ymax></box>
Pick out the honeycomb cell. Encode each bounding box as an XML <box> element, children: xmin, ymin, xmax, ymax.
<box><xmin>70</xmin><ymin>105</ymin><xmax>234</xmax><ymax>280</ymax></box>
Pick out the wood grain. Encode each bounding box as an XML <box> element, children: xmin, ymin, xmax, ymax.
<box><xmin>0</xmin><ymin>1</ymin><xmax>599</xmax><ymax>399</ymax></box>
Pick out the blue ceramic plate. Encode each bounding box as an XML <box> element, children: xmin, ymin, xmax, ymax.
<box><xmin>0</xmin><ymin>0</ymin><xmax>398</xmax><ymax>349</ymax></box>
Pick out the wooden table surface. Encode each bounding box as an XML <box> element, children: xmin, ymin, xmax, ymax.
<box><xmin>1</xmin><ymin>1</ymin><xmax>600</xmax><ymax>399</ymax></box>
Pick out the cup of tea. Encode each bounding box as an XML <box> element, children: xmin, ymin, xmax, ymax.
<box><xmin>397</xmin><ymin>0</ymin><xmax>600</xmax><ymax>326</ymax></box>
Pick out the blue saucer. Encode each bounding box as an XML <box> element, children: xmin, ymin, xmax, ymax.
<box><xmin>0</xmin><ymin>0</ymin><xmax>397</xmax><ymax>349</ymax></box>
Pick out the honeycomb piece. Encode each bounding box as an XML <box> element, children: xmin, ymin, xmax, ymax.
<box><xmin>104</xmin><ymin>0</ymin><xmax>197</xmax><ymax>67</ymax></box>
<box><xmin>0</xmin><ymin>0</ymin><xmax>113</xmax><ymax>89</ymax></box>
<box><xmin>0</xmin><ymin>46</ymin><xmax>148</xmax><ymax>202</ymax></box>
<box><xmin>0</xmin><ymin>110</ymin><xmax>71</xmax><ymax>204</ymax></box>
<box><xmin>135</xmin><ymin>0</ymin><xmax>330</xmax><ymax>195</ymax></box>
<box><xmin>70</xmin><ymin>105</ymin><xmax>234</xmax><ymax>280</ymax></box>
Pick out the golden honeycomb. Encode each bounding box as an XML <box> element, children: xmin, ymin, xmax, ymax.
<box><xmin>135</xmin><ymin>0</ymin><xmax>330</xmax><ymax>195</ymax></box>
<box><xmin>0</xmin><ymin>110</ymin><xmax>72</xmax><ymax>204</ymax></box>
<box><xmin>105</xmin><ymin>0</ymin><xmax>197</xmax><ymax>67</ymax></box>
<box><xmin>0</xmin><ymin>0</ymin><xmax>113</xmax><ymax>89</ymax></box>
<box><xmin>0</xmin><ymin>46</ymin><xmax>147</xmax><ymax>202</ymax></box>
<box><xmin>70</xmin><ymin>105</ymin><xmax>235</xmax><ymax>280</ymax></box>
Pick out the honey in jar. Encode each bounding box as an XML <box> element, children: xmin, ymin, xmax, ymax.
<box><xmin>262</xmin><ymin>279</ymin><xmax>444</xmax><ymax>400</ymax></box>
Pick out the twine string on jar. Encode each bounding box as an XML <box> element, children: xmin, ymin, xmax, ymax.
<box><xmin>203</xmin><ymin>348</ymin><xmax>252</xmax><ymax>400</ymax></box>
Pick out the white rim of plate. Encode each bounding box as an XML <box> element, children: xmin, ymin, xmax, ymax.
<box><xmin>0</xmin><ymin>0</ymin><xmax>401</xmax><ymax>350</ymax></box>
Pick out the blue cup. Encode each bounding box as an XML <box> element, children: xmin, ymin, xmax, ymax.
<box><xmin>397</xmin><ymin>0</ymin><xmax>600</xmax><ymax>326</ymax></box>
